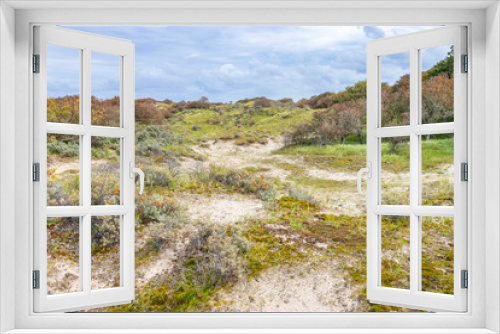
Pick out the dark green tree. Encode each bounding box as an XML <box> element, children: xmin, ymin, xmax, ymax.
<box><xmin>331</xmin><ymin>80</ymin><xmax>367</xmax><ymax>104</ymax></box>
<box><xmin>425</xmin><ymin>45</ymin><xmax>454</xmax><ymax>79</ymax></box>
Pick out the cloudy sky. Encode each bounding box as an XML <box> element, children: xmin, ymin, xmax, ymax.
<box><xmin>47</xmin><ymin>26</ymin><xmax>450</xmax><ymax>102</ymax></box>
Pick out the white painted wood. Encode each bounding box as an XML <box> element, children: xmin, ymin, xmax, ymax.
<box><xmin>2</xmin><ymin>0</ymin><xmax>497</xmax><ymax>10</ymax></box>
<box><xmin>412</xmin><ymin>206</ymin><xmax>455</xmax><ymax>217</ymax></box>
<box><xmin>485</xmin><ymin>3</ymin><xmax>500</xmax><ymax>332</ymax></box>
<box><xmin>366</xmin><ymin>27</ymin><xmax>379</xmax><ymax>314</ymax></box>
<box><xmin>46</xmin><ymin>123</ymin><xmax>130</xmax><ymax>138</ymax></box>
<box><xmin>122</xmin><ymin>40</ymin><xmax>135</xmax><ymax>293</ymax></box>
<box><xmin>453</xmin><ymin>25</ymin><xmax>468</xmax><ymax>312</ymax></box>
<box><xmin>33</xmin><ymin>26</ymin><xmax>135</xmax><ymax>313</ymax></box>
<box><xmin>10</xmin><ymin>6</ymin><xmax>487</xmax><ymax>333</ymax></box>
<box><xmin>372</xmin><ymin>205</ymin><xmax>454</xmax><ymax>217</ymax></box>
<box><xmin>409</xmin><ymin>45</ymin><xmax>420</xmax><ymax>299</ymax></box>
<box><xmin>371</xmin><ymin>123</ymin><xmax>454</xmax><ymax>138</ymax></box>
<box><xmin>46</xmin><ymin>206</ymin><xmax>130</xmax><ymax>217</ymax></box>
<box><xmin>82</xmin><ymin>47</ymin><xmax>92</xmax><ymax>296</ymax></box>
<box><xmin>32</xmin><ymin>24</ymin><xmax>49</xmax><ymax>314</ymax></box>
<box><xmin>1</xmin><ymin>329</ymin><xmax>498</xmax><ymax>334</ymax></box>
<box><xmin>372</xmin><ymin>126</ymin><xmax>412</xmax><ymax>138</ymax></box>
<box><xmin>412</xmin><ymin>123</ymin><xmax>455</xmax><ymax>135</ymax></box>
<box><xmin>366</xmin><ymin>25</ymin><xmax>467</xmax><ymax>312</ymax></box>
<box><xmin>0</xmin><ymin>2</ymin><xmax>17</xmax><ymax>333</ymax></box>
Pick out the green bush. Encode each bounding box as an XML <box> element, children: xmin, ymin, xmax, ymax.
<box><xmin>175</xmin><ymin>221</ymin><xmax>253</xmax><ymax>290</ymax></box>
<box><xmin>47</xmin><ymin>177</ymin><xmax>79</xmax><ymax>206</ymax></box>
<box><xmin>192</xmin><ymin>165</ymin><xmax>276</xmax><ymax>201</ymax></box>
<box><xmin>47</xmin><ymin>135</ymin><xmax>79</xmax><ymax>157</ymax></box>
<box><xmin>136</xmin><ymin>125</ymin><xmax>181</xmax><ymax>144</ymax></box>
<box><xmin>136</xmin><ymin>140</ymin><xmax>165</xmax><ymax>157</ymax></box>
<box><xmin>91</xmin><ymin>216</ymin><xmax>120</xmax><ymax>250</ymax></box>
<box><xmin>91</xmin><ymin>167</ymin><xmax>120</xmax><ymax>206</ymax></box>
<box><xmin>143</xmin><ymin>167</ymin><xmax>178</xmax><ymax>189</ymax></box>
<box><xmin>136</xmin><ymin>194</ymin><xmax>181</xmax><ymax>225</ymax></box>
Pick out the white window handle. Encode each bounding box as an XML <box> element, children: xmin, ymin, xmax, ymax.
<box><xmin>357</xmin><ymin>162</ymin><xmax>372</xmax><ymax>195</ymax></box>
<box><xmin>129</xmin><ymin>162</ymin><xmax>145</xmax><ymax>195</ymax></box>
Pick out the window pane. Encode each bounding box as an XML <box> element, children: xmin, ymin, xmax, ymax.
<box><xmin>47</xmin><ymin>45</ymin><xmax>80</xmax><ymax>124</ymax></box>
<box><xmin>91</xmin><ymin>216</ymin><xmax>121</xmax><ymax>290</ymax></box>
<box><xmin>91</xmin><ymin>52</ymin><xmax>121</xmax><ymax>127</ymax></box>
<box><xmin>421</xmin><ymin>134</ymin><xmax>454</xmax><ymax>206</ymax></box>
<box><xmin>47</xmin><ymin>217</ymin><xmax>80</xmax><ymax>295</ymax></box>
<box><xmin>381</xmin><ymin>52</ymin><xmax>410</xmax><ymax>127</ymax></box>
<box><xmin>381</xmin><ymin>215</ymin><xmax>410</xmax><ymax>289</ymax></box>
<box><xmin>91</xmin><ymin>137</ymin><xmax>121</xmax><ymax>206</ymax></box>
<box><xmin>47</xmin><ymin>134</ymin><xmax>80</xmax><ymax>206</ymax></box>
<box><xmin>421</xmin><ymin>216</ymin><xmax>454</xmax><ymax>294</ymax></box>
<box><xmin>421</xmin><ymin>45</ymin><xmax>454</xmax><ymax>124</ymax></box>
<box><xmin>381</xmin><ymin>137</ymin><xmax>410</xmax><ymax>205</ymax></box>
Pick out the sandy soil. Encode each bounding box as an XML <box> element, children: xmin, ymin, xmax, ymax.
<box><xmin>209</xmin><ymin>261</ymin><xmax>364</xmax><ymax>312</ymax></box>
<box><xmin>47</xmin><ymin>257</ymin><xmax>80</xmax><ymax>295</ymax></box>
<box><xmin>187</xmin><ymin>138</ymin><xmax>369</xmax><ymax>215</ymax></box>
<box><xmin>183</xmin><ymin>137</ymin><xmax>292</xmax><ymax>181</ymax></box>
<box><xmin>177</xmin><ymin>193</ymin><xmax>267</xmax><ymax>224</ymax></box>
<box><xmin>173</xmin><ymin>138</ymin><xmax>367</xmax><ymax>312</ymax></box>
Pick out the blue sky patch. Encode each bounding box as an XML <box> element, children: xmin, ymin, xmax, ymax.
<box><xmin>48</xmin><ymin>26</ymin><xmax>449</xmax><ymax>102</ymax></box>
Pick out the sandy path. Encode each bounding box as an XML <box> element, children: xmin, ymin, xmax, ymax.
<box><xmin>182</xmin><ymin>137</ymin><xmax>292</xmax><ymax>182</ymax></box>
<box><xmin>133</xmin><ymin>193</ymin><xmax>269</xmax><ymax>289</ymax></box>
<box><xmin>177</xmin><ymin>193</ymin><xmax>267</xmax><ymax>224</ymax></box>
<box><xmin>209</xmin><ymin>261</ymin><xmax>364</xmax><ymax>312</ymax></box>
<box><xmin>175</xmin><ymin>139</ymin><xmax>368</xmax><ymax>312</ymax></box>
<box><xmin>184</xmin><ymin>138</ymin><xmax>368</xmax><ymax>215</ymax></box>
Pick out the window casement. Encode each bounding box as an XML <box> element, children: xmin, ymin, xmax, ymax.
<box><xmin>33</xmin><ymin>26</ymin><xmax>138</xmax><ymax>312</ymax></box>
<box><xmin>365</xmin><ymin>26</ymin><xmax>468</xmax><ymax>312</ymax></box>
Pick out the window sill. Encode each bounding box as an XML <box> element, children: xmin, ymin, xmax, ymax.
<box><xmin>3</xmin><ymin>330</ymin><xmax>498</xmax><ymax>334</ymax></box>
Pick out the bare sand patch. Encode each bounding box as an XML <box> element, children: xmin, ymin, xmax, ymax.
<box><xmin>209</xmin><ymin>261</ymin><xmax>364</xmax><ymax>312</ymax></box>
<box><xmin>178</xmin><ymin>193</ymin><xmax>268</xmax><ymax>224</ymax></box>
<box><xmin>307</xmin><ymin>168</ymin><xmax>357</xmax><ymax>182</ymax></box>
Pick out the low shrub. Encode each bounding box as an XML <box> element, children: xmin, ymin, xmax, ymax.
<box><xmin>91</xmin><ymin>166</ymin><xmax>120</xmax><ymax>206</ymax></box>
<box><xmin>107</xmin><ymin>219</ymin><xmax>254</xmax><ymax>312</ymax></box>
<box><xmin>257</xmin><ymin>137</ymin><xmax>268</xmax><ymax>145</ymax></box>
<box><xmin>136</xmin><ymin>194</ymin><xmax>181</xmax><ymax>225</ymax></box>
<box><xmin>136</xmin><ymin>125</ymin><xmax>181</xmax><ymax>145</ymax></box>
<box><xmin>143</xmin><ymin>166</ymin><xmax>179</xmax><ymax>189</ymax></box>
<box><xmin>47</xmin><ymin>176</ymin><xmax>79</xmax><ymax>206</ymax></box>
<box><xmin>192</xmin><ymin>165</ymin><xmax>276</xmax><ymax>201</ymax></box>
<box><xmin>47</xmin><ymin>134</ymin><xmax>79</xmax><ymax>157</ymax></box>
<box><xmin>174</xmin><ymin>221</ymin><xmax>253</xmax><ymax>291</ymax></box>
<box><xmin>91</xmin><ymin>216</ymin><xmax>121</xmax><ymax>250</ymax></box>
<box><xmin>136</xmin><ymin>140</ymin><xmax>165</xmax><ymax>157</ymax></box>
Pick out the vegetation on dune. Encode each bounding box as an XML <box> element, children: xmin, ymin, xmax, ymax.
<box><xmin>108</xmin><ymin>220</ymin><xmax>254</xmax><ymax>312</ymax></box>
<box><xmin>187</xmin><ymin>164</ymin><xmax>277</xmax><ymax>201</ymax></box>
<box><xmin>48</xmin><ymin>134</ymin><xmax>453</xmax><ymax>311</ymax></box>
<box><xmin>47</xmin><ymin>48</ymin><xmax>456</xmax><ymax>313</ymax></box>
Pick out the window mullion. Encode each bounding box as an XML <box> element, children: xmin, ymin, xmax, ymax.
<box><xmin>82</xmin><ymin>47</ymin><xmax>92</xmax><ymax>294</ymax></box>
<box><xmin>409</xmin><ymin>47</ymin><xmax>420</xmax><ymax>294</ymax></box>
<box><xmin>412</xmin><ymin>123</ymin><xmax>454</xmax><ymax>135</ymax></box>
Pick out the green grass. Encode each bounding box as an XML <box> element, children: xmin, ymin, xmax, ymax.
<box><xmin>170</xmin><ymin>106</ymin><xmax>318</xmax><ymax>141</ymax></box>
<box><xmin>421</xmin><ymin>137</ymin><xmax>454</xmax><ymax>170</ymax></box>
<box><xmin>275</xmin><ymin>137</ymin><xmax>454</xmax><ymax>173</ymax></box>
<box><xmin>278</xmin><ymin>143</ymin><xmax>367</xmax><ymax>157</ymax></box>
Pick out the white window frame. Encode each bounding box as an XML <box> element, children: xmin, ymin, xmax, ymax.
<box><xmin>366</xmin><ymin>26</ymin><xmax>468</xmax><ymax>312</ymax></box>
<box><xmin>33</xmin><ymin>26</ymin><xmax>136</xmax><ymax>313</ymax></box>
<box><xmin>1</xmin><ymin>1</ymin><xmax>499</xmax><ymax>333</ymax></box>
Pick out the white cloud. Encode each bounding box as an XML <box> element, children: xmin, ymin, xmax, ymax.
<box><xmin>57</xmin><ymin>25</ymin><xmax>445</xmax><ymax>102</ymax></box>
